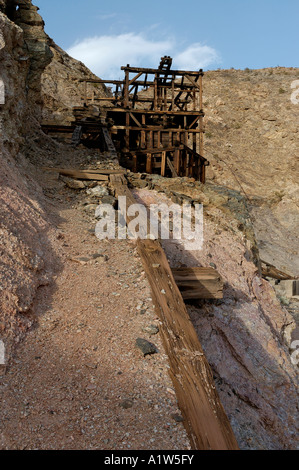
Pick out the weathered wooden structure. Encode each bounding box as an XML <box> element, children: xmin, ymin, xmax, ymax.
<box><xmin>71</xmin><ymin>56</ymin><xmax>208</xmax><ymax>181</ymax></box>
<box><xmin>42</xmin><ymin>57</ymin><xmax>209</xmax><ymax>180</ymax></box>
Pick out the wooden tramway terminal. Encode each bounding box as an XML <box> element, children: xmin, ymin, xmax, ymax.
<box><xmin>41</xmin><ymin>56</ymin><xmax>209</xmax><ymax>182</ymax></box>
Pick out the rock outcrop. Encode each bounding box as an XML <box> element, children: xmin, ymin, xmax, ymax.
<box><xmin>41</xmin><ymin>41</ymin><xmax>107</xmax><ymax>125</ymax></box>
<box><xmin>0</xmin><ymin>1</ymin><xmax>54</xmax><ymax>358</ymax></box>
<box><xmin>135</xmin><ymin>182</ymin><xmax>298</xmax><ymax>450</ymax></box>
<box><xmin>203</xmin><ymin>68</ymin><xmax>299</xmax><ymax>277</ymax></box>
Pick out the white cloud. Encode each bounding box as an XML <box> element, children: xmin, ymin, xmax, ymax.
<box><xmin>174</xmin><ymin>43</ymin><xmax>220</xmax><ymax>70</ymax></box>
<box><xmin>67</xmin><ymin>33</ymin><xmax>173</xmax><ymax>79</ymax></box>
<box><xmin>67</xmin><ymin>33</ymin><xmax>220</xmax><ymax>79</ymax></box>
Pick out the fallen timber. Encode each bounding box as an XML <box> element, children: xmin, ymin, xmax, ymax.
<box><xmin>109</xmin><ymin>173</ymin><xmax>239</xmax><ymax>450</ymax></box>
<box><xmin>261</xmin><ymin>260</ymin><xmax>297</xmax><ymax>281</ymax></box>
<box><xmin>43</xmin><ymin>168</ymin><xmax>127</xmax><ymax>181</ymax></box>
<box><xmin>172</xmin><ymin>267</ymin><xmax>224</xmax><ymax>300</ymax></box>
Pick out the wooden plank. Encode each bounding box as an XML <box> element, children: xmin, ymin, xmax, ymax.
<box><xmin>44</xmin><ymin>168</ymin><xmax>126</xmax><ymax>176</ymax></box>
<box><xmin>161</xmin><ymin>151</ymin><xmax>167</xmax><ymax>176</ymax></box>
<box><xmin>45</xmin><ymin>168</ymin><xmax>108</xmax><ymax>181</ymax></box>
<box><xmin>129</xmin><ymin>113</ymin><xmax>142</xmax><ymax>128</ymax></box>
<box><xmin>109</xmin><ymin>177</ymin><xmax>239</xmax><ymax>451</ymax></box>
<box><xmin>137</xmin><ymin>239</ymin><xmax>239</xmax><ymax>450</ymax></box>
<box><xmin>121</xmin><ymin>65</ymin><xmax>204</xmax><ymax>77</ymax></box>
<box><xmin>174</xmin><ymin>147</ymin><xmax>180</xmax><ymax>175</ymax></box>
<box><xmin>167</xmin><ymin>157</ymin><xmax>178</xmax><ymax>178</ymax></box>
<box><xmin>172</xmin><ymin>267</ymin><xmax>223</xmax><ymax>300</ymax></box>
<box><xmin>101</xmin><ymin>127</ymin><xmax>118</xmax><ymax>161</ymax></box>
<box><xmin>146</xmin><ymin>153</ymin><xmax>153</xmax><ymax>174</ymax></box>
<box><xmin>261</xmin><ymin>260</ymin><xmax>296</xmax><ymax>280</ymax></box>
<box><xmin>131</xmin><ymin>145</ymin><xmax>183</xmax><ymax>155</ymax></box>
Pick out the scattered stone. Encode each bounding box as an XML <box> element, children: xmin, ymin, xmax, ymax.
<box><xmin>86</xmin><ymin>186</ymin><xmax>109</xmax><ymax>197</ymax></box>
<box><xmin>171</xmin><ymin>413</ymin><xmax>184</xmax><ymax>423</ymax></box>
<box><xmin>136</xmin><ymin>338</ymin><xmax>158</xmax><ymax>356</ymax></box>
<box><xmin>98</xmin><ymin>195</ymin><xmax>117</xmax><ymax>207</ymax></box>
<box><xmin>142</xmin><ymin>325</ymin><xmax>159</xmax><ymax>336</ymax></box>
<box><xmin>209</xmin><ymin>262</ymin><xmax>217</xmax><ymax>269</ymax></box>
<box><xmin>120</xmin><ymin>399</ymin><xmax>134</xmax><ymax>409</ymax></box>
<box><xmin>139</xmin><ymin>309</ymin><xmax>147</xmax><ymax>316</ymax></box>
<box><xmin>83</xmin><ymin>204</ymin><xmax>98</xmax><ymax>215</ymax></box>
<box><xmin>61</xmin><ymin>176</ymin><xmax>86</xmax><ymax>190</ymax></box>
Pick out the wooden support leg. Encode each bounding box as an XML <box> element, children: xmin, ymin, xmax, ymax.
<box><xmin>174</xmin><ymin>148</ymin><xmax>180</xmax><ymax>175</ymax></box>
<box><xmin>200</xmin><ymin>163</ymin><xmax>206</xmax><ymax>184</ymax></box>
<box><xmin>132</xmin><ymin>154</ymin><xmax>138</xmax><ymax>173</ymax></box>
<box><xmin>161</xmin><ymin>151</ymin><xmax>167</xmax><ymax>177</ymax></box>
<box><xmin>146</xmin><ymin>153</ymin><xmax>153</xmax><ymax>174</ymax></box>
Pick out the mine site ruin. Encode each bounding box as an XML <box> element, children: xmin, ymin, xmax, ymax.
<box><xmin>0</xmin><ymin>0</ymin><xmax>298</xmax><ymax>451</ymax></box>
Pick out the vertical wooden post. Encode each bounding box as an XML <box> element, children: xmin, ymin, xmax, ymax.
<box><xmin>200</xmin><ymin>161</ymin><xmax>206</xmax><ymax>184</ymax></box>
<box><xmin>157</xmin><ymin>130</ymin><xmax>161</xmax><ymax>149</ymax></box>
<box><xmin>172</xmin><ymin>79</ymin><xmax>175</xmax><ymax>110</ymax></box>
<box><xmin>146</xmin><ymin>153</ymin><xmax>153</xmax><ymax>174</ymax></box>
<box><xmin>199</xmin><ymin>116</ymin><xmax>204</xmax><ymax>157</ymax></box>
<box><xmin>124</xmin><ymin>68</ymin><xmax>130</xmax><ymax>108</ymax></box>
<box><xmin>199</xmin><ymin>73</ymin><xmax>203</xmax><ymax>110</ymax></box>
<box><xmin>174</xmin><ymin>147</ymin><xmax>180</xmax><ymax>175</ymax></box>
<box><xmin>154</xmin><ymin>75</ymin><xmax>158</xmax><ymax>111</ymax></box>
<box><xmin>132</xmin><ymin>154</ymin><xmax>138</xmax><ymax>173</ymax></box>
<box><xmin>150</xmin><ymin>130</ymin><xmax>154</xmax><ymax>149</ymax></box>
<box><xmin>161</xmin><ymin>151</ymin><xmax>167</xmax><ymax>177</ymax></box>
<box><xmin>141</xmin><ymin>114</ymin><xmax>146</xmax><ymax>149</ymax></box>
<box><xmin>125</xmin><ymin>112</ymin><xmax>130</xmax><ymax>152</ymax></box>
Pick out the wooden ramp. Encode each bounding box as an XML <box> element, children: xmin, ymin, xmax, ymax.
<box><xmin>109</xmin><ymin>174</ymin><xmax>239</xmax><ymax>450</ymax></box>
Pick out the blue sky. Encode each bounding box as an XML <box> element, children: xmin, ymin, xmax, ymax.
<box><xmin>37</xmin><ymin>0</ymin><xmax>299</xmax><ymax>78</ymax></box>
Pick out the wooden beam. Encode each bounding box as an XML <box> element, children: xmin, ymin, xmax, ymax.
<box><xmin>121</xmin><ymin>65</ymin><xmax>204</xmax><ymax>77</ymax></box>
<box><xmin>161</xmin><ymin>151</ymin><xmax>167</xmax><ymax>177</ymax></box>
<box><xmin>146</xmin><ymin>153</ymin><xmax>153</xmax><ymax>174</ymax></box>
<box><xmin>43</xmin><ymin>168</ymin><xmax>126</xmax><ymax>175</ymax></box>
<box><xmin>172</xmin><ymin>267</ymin><xmax>223</xmax><ymax>300</ymax></box>
<box><xmin>109</xmin><ymin>176</ymin><xmax>239</xmax><ymax>451</ymax></box>
<box><xmin>129</xmin><ymin>113</ymin><xmax>142</xmax><ymax>128</ymax></box>
<box><xmin>48</xmin><ymin>169</ymin><xmax>108</xmax><ymax>181</ymax></box>
<box><xmin>261</xmin><ymin>260</ymin><xmax>296</xmax><ymax>280</ymax></box>
<box><xmin>167</xmin><ymin>157</ymin><xmax>178</xmax><ymax>178</ymax></box>
<box><xmin>129</xmin><ymin>71</ymin><xmax>144</xmax><ymax>85</ymax></box>
<box><xmin>137</xmin><ymin>239</ymin><xmax>239</xmax><ymax>450</ymax></box>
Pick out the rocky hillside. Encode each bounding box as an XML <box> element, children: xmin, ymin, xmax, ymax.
<box><xmin>0</xmin><ymin>0</ymin><xmax>298</xmax><ymax>451</ymax></box>
<box><xmin>0</xmin><ymin>0</ymin><xmax>53</xmax><ymax>357</ymax></box>
<box><xmin>41</xmin><ymin>41</ymin><xmax>107</xmax><ymax>125</ymax></box>
<box><xmin>203</xmin><ymin>68</ymin><xmax>299</xmax><ymax>276</ymax></box>
<box><xmin>0</xmin><ymin>0</ymin><xmax>106</xmax><ymax>356</ymax></box>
